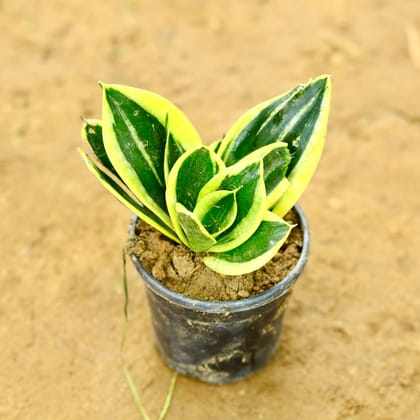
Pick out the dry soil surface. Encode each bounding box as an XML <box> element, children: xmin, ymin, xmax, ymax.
<box><xmin>1</xmin><ymin>1</ymin><xmax>420</xmax><ymax>419</ymax></box>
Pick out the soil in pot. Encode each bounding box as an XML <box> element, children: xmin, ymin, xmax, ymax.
<box><xmin>128</xmin><ymin>208</ymin><xmax>303</xmax><ymax>301</ymax></box>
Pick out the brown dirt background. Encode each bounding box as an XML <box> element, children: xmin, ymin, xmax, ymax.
<box><xmin>1</xmin><ymin>0</ymin><xmax>419</xmax><ymax>419</ymax></box>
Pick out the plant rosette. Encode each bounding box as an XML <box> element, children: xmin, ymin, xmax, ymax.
<box><xmin>80</xmin><ymin>76</ymin><xmax>331</xmax><ymax>383</ymax></box>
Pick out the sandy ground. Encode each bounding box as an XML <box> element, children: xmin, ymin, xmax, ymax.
<box><xmin>1</xmin><ymin>0</ymin><xmax>420</xmax><ymax>419</ymax></box>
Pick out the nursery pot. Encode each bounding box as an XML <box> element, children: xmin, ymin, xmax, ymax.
<box><xmin>128</xmin><ymin>204</ymin><xmax>309</xmax><ymax>384</ymax></box>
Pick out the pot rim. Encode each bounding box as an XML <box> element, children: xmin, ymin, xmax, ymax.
<box><xmin>128</xmin><ymin>203</ymin><xmax>310</xmax><ymax>313</ymax></box>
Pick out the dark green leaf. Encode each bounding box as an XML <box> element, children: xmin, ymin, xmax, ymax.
<box><xmin>194</xmin><ymin>190</ymin><xmax>237</xmax><ymax>237</ymax></box>
<box><xmin>221</xmin><ymin>76</ymin><xmax>330</xmax><ymax>176</ymax></box>
<box><xmin>164</xmin><ymin>129</ymin><xmax>184</xmax><ymax>181</ymax></box>
<box><xmin>81</xmin><ymin>119</ymin><xmax>120</xmax><ymax>178</ymax></box>
<box><xmin>203</xmin><ymin>212</ymin><xmax>293</xmax><ymax>275</ymax></box>
<box><xmin>166</xmin><ymin>146</ymin><xmax>224</xmax><ymax>245</ymax></box>
<box><xmin>209</xmin><ymin>138</ymin><xmax>222</xmax><ymax>154</ymax></box>
<box><xmin>104</xmin><ymin>87</ymin><xmax>167</xmax><ymax>211</ymax></box>
<box><xmin>174</xmin><ymin>147</ymin><xmax>221</xmax><ymax>211</ymax></box>
<box><xmin>176</xmin><ymin>203</ymin><xmax>216</xmax><ymax>252</ymax></box>
<box><xmin>220</xmin><ymin>84</ymin><xmax>303</xmax><ymax>165</ymax></box>
<box><xmin>263</xmin><ymin>146</ymin><xmax>291</xmax><ymax>196</ymax></box>
<box><xmin>207</xmin><ymin>161</ymin><xmax>266</xmax><ymax>252</ymax></box>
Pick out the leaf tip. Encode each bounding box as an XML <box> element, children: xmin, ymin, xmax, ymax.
<box><xmin>314</xmin><ymin>74</ymin><xmax>332</xmax><ymax>91</ymax></box>
<box><xmin>98</xmin><ymin>81</ymin><xmax>111</xmax><ymax>90</ymax></box>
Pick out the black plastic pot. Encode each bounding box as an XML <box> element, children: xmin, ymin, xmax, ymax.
<box><xmin>128</xmin><ymin>204</ymin><xmax>309</xmax><ymax>384</ymax></box>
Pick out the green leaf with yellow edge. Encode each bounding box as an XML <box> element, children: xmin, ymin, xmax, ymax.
<box><xmin>266</xmin><ymin>178</ymin><xmax>290</xmax><ymax>210</ymax></box>
<box><xmin>273</xmin><ymin>76</ymin><xmax>332</xmax><ymax>216</ymax></box>
<box><xmin>205</xmin><ymin>160</ymin><xmax>266</xmax><ymax>253</ymax></box>
<box><xmin>176</xmin><ymin>203</ymin><xmax>216</xmax><ymax>252</ymax></box>
<box><xmin>166</xmin><ymin>146</ymin><xmax>224</xmax><ymax>246</ymax></box>
<box><xmin>218</xmin><ymin>77</ymin><xmax>329</xmax><ymax>169</ymax></box>
<box><xmin>79</xmin><ymin>150</ymin><xmax>179</xmax><ymax>243</ymax></box>
<box><xmin>216</xmin><ymin>83</ymin><xmax>304</xmax><ymax>162</ymax></box>
<box><xmin>80</xmin><ymin>77</ymin><xmax>331</xmax><ymax>276</ymax></box>
<box><xmin>196</xmin><ymin>143</ymin><xmax>288</xmax><ymax>252</ymax></box>
<box><xmin>101</xmin><ymin>83</ymin><xmax>202</xmax><ymax>226</ymax></box>
<box><xmin>240</xmin><ymin>143</ymin><xmax>291</xmax><ymax>209</ymax></box>
<box><xmin>203</xmin><ymin>211</ymin><xmax>293</xmax><ymax>275</ymax></box>
<box><xmin>209</xmin><ymin>138</ymin><xmax>222</xmax><ymax>154</ymax></box>
<box><xmin>81</xmin><ymin>119</ymin><xmax>121</xmax><ymax>179</ymax></box>
<box><xmin>194</xmin><ymin>190</ymin><xmax>237</xmax><ymax>237</ymax></box>
<box><xmin>262</xmin><ymin>146</ymin><xmax>291</xmax><ymax>207</ymax></box>
<box><xmin>163</xmin><ymin>113</ymin><xmax>199</xmax><ymax>182</ymax></box>
<box><xmin>218</xmin><ymin>76</ymin><xmax>332</xmax><ymax>216</ymax></box>
<box><xmin>198</xmin><ymin>142</ymin><xmax>288</xmax><ymax>201</ymax></box>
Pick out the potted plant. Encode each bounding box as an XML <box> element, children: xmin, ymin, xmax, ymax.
<box><xmin>79</xmin><ymin>75</ymin><xmax>331</xmax><ymax>384</ymax></box>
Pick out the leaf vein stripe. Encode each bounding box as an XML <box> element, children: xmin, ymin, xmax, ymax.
<box><xmin>112</xmin><ymin>98</ymin><xmax>164</xmax><ymax>187</ymax></box>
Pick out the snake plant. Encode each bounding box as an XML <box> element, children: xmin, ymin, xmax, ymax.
<box><xmin>80</xmin><ymin>76</ymin><xmax>331</xmax><ymax>275</ymax></box>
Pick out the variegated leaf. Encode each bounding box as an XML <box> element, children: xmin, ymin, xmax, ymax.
<box><xmin>216</xmin><ymin>83</ymin><xmax>304</xmax><ymax>162</ymax></box>
<box><xmin>101</xmin><ymin>83</ymin><xmax>202</xmax><ymax>225</ymax></box>
<box><xmin>203</xmin><ymin>211</ymin><xmax>293</xmax><ymax>275</ymax></box>
<box><xmin>198</xmin><ymin>142</ymin><xmax>287</xmax><ymax>200</ymax></box>
<box><xmin>197</xmin><ymin>143</ymin><xmax>288</xmax><ymax>251</ymax></box>
<box><xmin>209</xmin><ymin>138</ymin><xmax>223</xmax><ymax>154</ymax></box>
<box><xmin>176</xmin><ymin>203</ymin><xmax>216</xmax><ymax>252</ymax></box>
<box><xmin>218</xmin><ymin>76</ymin><xmax>332</xmax><ymax>216</ymax></box>
<box><xmin>163</xmin><ymin>113</ymin><xmax>199</xmax><ymax>182</ymax></box>
<box><xmin>81</xmin><ymin>119</ymin><xmax>120</xmax><ymax>179</ymax></box>
<box><xmin>203</xmin><ymin>160</ymin><xmax>267</xmax><ymax>253</ymax></box>
<box><xmin>166</xmin><ymin>146</ymin><xmax>224</xmax><ymax>245</ymax></box>
<box><xmin>240</xmin><ymin>143</ymin><xmax>291</xmax><ymax>209</ymax></box>
<box><xmin>266</xmin><ymin>178</ymin><xmax>290</xmax><ymax>210</ymax></box>
<box><xmin>79</xmin><ymin>150</ymin><xmax>179</xmax><ymax>243</ymax></box>
<box><xmin>194</xmin><ymin>190</ymin><xmax>237</xmax><ymax>237</ymax></box>
<box><xmin>273</xmin><ymin>76</ymin><xmax>332</xmax><ymax>216</ymax></box>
